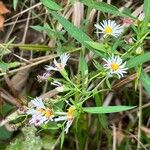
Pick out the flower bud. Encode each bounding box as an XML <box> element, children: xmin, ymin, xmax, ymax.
<box><xmin>135</xmin><ymin>47</ymin><xmax>143</xmax><ymax>54</ymax></box>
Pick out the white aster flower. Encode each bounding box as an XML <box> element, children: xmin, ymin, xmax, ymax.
<box><xmin>27</xmin><ymin>108</ymin><xmax>54</xmax><ymax>126</ymax></box>
<box><xmin>29</xmin><ymin>114</ymin><xmax>47</xmax><ymax>126</ymax></box>
<box><xmin>26</xmin><ymin>108</ymin><xmax>37</xmax><ymax>115</ymax></box>
<box><xmin>103</xmin><ymin>55</ymin><xmax>128</xmax><ymax>79</ymax></box>
<box><xmin>55</xmin><ymin>106</ymin><xmax>76</xmax><ymax>134</ymax></box>
<box><xmin>26</xmin><ymin>97</ymin><xmax>54</xmax><ymax>126</ymax></box>
<box><xmin>45</xmin><ymin>53</ymin><xmax>70</xmax><ymax>72</ymax></box>
<box><xmin>31</xmin><ymin>97</ymin><xmax>45</xmax><ymax>109</ymax></box>
<box><xmin>95</xmin><ymin>20</ymin><xmax>123</xmax><ymax>38</ymax></box>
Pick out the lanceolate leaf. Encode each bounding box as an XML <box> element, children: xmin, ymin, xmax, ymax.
<box><xmin>80</xmin><ymin>0</ymin><xmax>134</xmax><ymax>19</ymax></box>
<box><xmin>41</xmin><ymin>0</ymin><xmax>62</xmax><ymax>10</ymax></box>
<box><xmin>140</xmin><ymin>70</ymin><xmax>150</xmax><ymax>95</ymax></box>
<box><xmin>141</xmin><ymin>0</ymin><xmax>150</xmax><ymax>35</ymax></box>
<box><xmin>13</xmin><ymin>0</ymin><xmax>18</xmax><ymax>10</ymax></box>
<box><xmin>0</xmin><ymin>62</ymin><xmax>21</xmax><ymax>71</ymax></box>
<box><xmin>85</xmin><ymin>41</ymin><xmax>106</xmax><ymax>52</ymax></box>
<box><xmin>47</xmin><ymin>10</ymin><xmax>93</xmax><ymax>48</ymax></box>
<box><xmin>1</xmin><ymin>44</ymin><xmax>51</xmax><ymax>51</ymax></box>
<box><xmin>126</xmin><ymin>52</ymin><xmax>150</xmax><ymax>69</ymax></box>
<box><xmin>83</xmin><ymin>106</ymin><xmax>135</xmax><ymax>114</ymax></box>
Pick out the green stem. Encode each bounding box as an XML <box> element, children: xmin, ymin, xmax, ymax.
<box><xmin>137</xmin><ymin>82</ymin><xmax>142</xmax><ymax>150</ymax></box>
<box><xmin>122</xmin><ymin>32</ymin><xmax>149</xmax><ymax>58</ymax></box>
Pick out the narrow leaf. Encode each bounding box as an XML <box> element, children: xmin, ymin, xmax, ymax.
<box><xmin>41</xmin><ymin>0</ymin><xmax>62</xmax><ymax>10</ymax></box>
<box><xmin>141</xmin><ymin>0</ymin><xmax>150</xmax><ymax>35</ymax></box>
<box><xmin>85</xmin><ymin>41</ymin><xmax>106</xmax><ymax>52</ymax></box>
<box><xmin>13</xmin><ymin>0</ymin><xmax>18</xmax><ymax>10</ymax></box>
<box><xmin>126</xmin><ymin>52</ymin><xmax>150</xmax><ymax>69</ymax></box>
<box><xmin>0</xmin><ymin>62</ymin><xmax>21</xmax><ymax>71</ymax></box>
<box><xmin>1</xmin><ymin>44</ymin><xmax>51</xmax><ymax>51</ymax></box>
<box><xmin>48</xmin><ymin>10</ymin><xmax>93</xmax><ymax>47</ymax></box>
<box><xmin>83</xmin><ymin>106</ymin><xmax>135</xmax><ymax>114</ymax></box>
<box><xmin>80</xmin><ymin>0</ymin><xmax>134</xmax><ymax>19</ymax></box>
<box><xmin>140</xmin><ymin>70</ymin><xmax>150</xmax><ymax>95</ymax></box>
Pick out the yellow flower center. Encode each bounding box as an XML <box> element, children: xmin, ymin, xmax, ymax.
<box><xmin>111</xmin><ymin>63</ymin><xmax>119</xmax><ymax>71</ymax></box>
<box><xmin>104</xmin><ymin>26</ymin><xmax>113</xmax><ymax>34</ymax></box>
<box><xmin>44</xmin><ymin>109</ymin><xmax>53</xmax><ymax>118</ymax></box>
<box><xmin>67</xmin><ymin>106</ymin><xmax>75</xmax><ymax>119</ymax></box>
<box><xmin>38</xmin><ymin>108</ymin><xmax>45</xmax><ymax>114</ymax></box>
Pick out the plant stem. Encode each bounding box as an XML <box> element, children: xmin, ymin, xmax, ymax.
<box><xmin>137</xmin><ymin>82</ymin><xmax>142</xmax><ymax>149</ymax></box>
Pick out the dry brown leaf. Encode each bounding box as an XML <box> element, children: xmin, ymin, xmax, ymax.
<box><xmin>11</xmin><ymin>68</ymin><xmax>30</xmax><ymax>92</ymax></box>
<box><xmin>0</xmin><ymin>1</ymin><xmax>10</xmax><ymax>30</ymax></box>
<box><xmin>116</xmin><ymin>129</ymin><xmax>125</xmax><ymax>145</ymax></box>
<box><xmin>0</xmin><ymin>1</ymin><xmax>10</xmax><ymax>14</ymax></box>
<box><xmin>72</xmin><ymin>2</ymin><xmax>84</xmax><ymax>27</ymax></box>
<box><xmin>0</xmin><ymin>14</ymin><xmax>4</xmax><ymax>30</ymax></box>
<box><xmin>116</xmin><ymin>123</ymin><xmax>125</xmax><ymax>145</ymax></box>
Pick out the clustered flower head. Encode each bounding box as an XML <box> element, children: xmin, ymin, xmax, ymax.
<box><xmin>26</xmin><ymin>98</ymin><xmax>54</xmax><ymax>126</ymax></box>
<box><xmin>95</xmin><ymin>20</ymin><xmax>124</xmax><ymax>38</ymax></box>
<box><xmin>103</xmin><ymin>55</ymin><xmax>128</xmax><ymax>79</ymax></box>
<box><xmin>45</xmin><ymin>53</ymin><xmax>70</xmax><ymax>72</ymax></box>
<box><xmin>55</xmin><ymin>106</ymin><xmax>76</xmax><ymax>134</ymax></box>
<box><xmin>26</xmin><ymin>97</ymin><xmax>76</xmax><ymax>134</ymax></box>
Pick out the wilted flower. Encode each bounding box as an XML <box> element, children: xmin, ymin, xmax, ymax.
<box><xmin>55</xmin><ymin>106</ymin><xmax>76</xmax><ymax>134</ymax></box>
<box><xmin>95</xmin><ymin>20</ymin><xmax>123</xmax><ymax>38</ymax></box>
<box><xmin>37</xmin><ymin>72</ymin><xmax>51</xmax><ymax>82</ymax></box>
<box><xmin>122</xmin><ymin>18</ymin><xmax>134</xmax><ymax>27</ymax></box>
<box><xmin>45</xmin><ymin>53</ymin><xmax>70</xmax><ymax>72</ymax></box>
<box><xmin>26</xmin><ymin>98</ymin><xmax>54</xmax><ymax>126</ymax></box>
<box><xmin>103</xmin><ymin>55</ymin><xmax>128</xmax><ymax>79</ymax></box>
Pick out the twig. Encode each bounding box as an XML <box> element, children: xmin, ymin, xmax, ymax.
<box><xmin>5</xmin><ymin>2</ymin><xmax>42</xmax><ymax>22</ymax></box>
<box><xmin>112</xmin><ymin>66</ymin><xmax>150</xmax><ymax>90</ymax></box>
<box><xmin>112</xmin><ymin>124</ymin><xmax>116</xmax><ymax>150</ymax></box>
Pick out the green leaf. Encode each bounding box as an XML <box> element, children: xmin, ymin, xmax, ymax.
<box><xmin>1</xmin><ymin>44</ymin><xmax>51</xmax><ymax>51</ymax></box>
<box><xmin>0</xmin><ymin>127</ymin><xmax>12</xmax><ymax>140</ymax></box>
<box><xmin>0</xmin><ymin>62</ymin><xmax>21</xmax><ymax>71</ymax></box>
<box><xmin>2</xmin><ymin>103</ymin><xmax>14</xmax><ymax>116</ymax></box>
<box><xmin>48</xmin><ymin>10</ymin><xmax>93</xmax><ymax>48</ymax></box>
<box><xmin>13</xmin><ymin>0</ymin><xmax>18</xmax><ymax>10</ymax></box>
<box><xmin>141</xmin><ymin>0</ymin><xmax>150</xmax><ymax>35</ymax></box>
<box><xmin>126</xmin><ymin>52</ymin><xmax>150</xmax><ymax>68</ymax></box>
<box><xmin>79</xmin><ymin>51</ymin><xmax>88</xmax><ymax>78</ymax></box>
<box><xmin>0</xmin><ymin>37</ymin><xmax>16</xmax><ymax>56</ymax></box>
<box><xmin>31</xmin><ymin>25</ymin><xmax>44</xmax><ymax>32</ymax></box>
<box><xmin>85</xmin><ymin>41</ymin><xmax>106</xmax><ymax>52</ymax></box>
<box><xmin>41</xmin><ymin>0</ymin><xmax>62</xmax><ymax>10</ymax></box>
<box><xmin>31</xmin><ymin>24</ymin><xmax>63</xmax><ymax>39</ymax></box>
<box><xmin>80</xmin><ymin>0</ymin><xmax>135</xmax><ymax>19</ymax></box>
<box><xmin>83</xmin><ymin>106</ymin><xmax>135</xmax><ymax>114</ymax></box>
<box><xmin>140</xmin><ymin>70</ymin><xmax>150</xmax><ymax>95</ymax></box>
<box><xmin>60</xmin><ymin>129</ymin><xmax>65</xmax><ymax>149</ymax></box>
